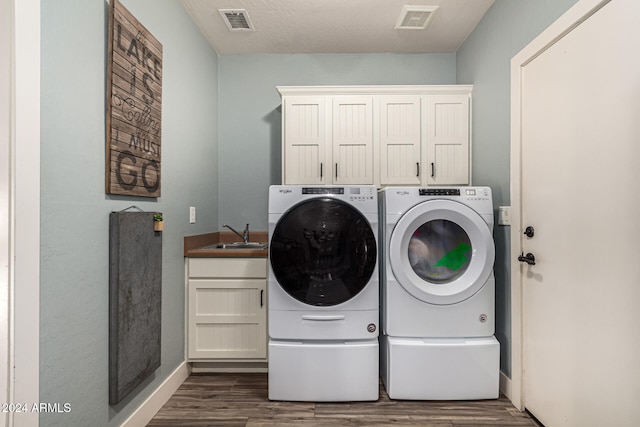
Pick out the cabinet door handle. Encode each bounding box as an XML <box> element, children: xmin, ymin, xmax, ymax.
<box><xmin>260</xmin><ymin>289</ymin><xmax>264</xmax><ymax>307</ymax></box>
<box><xmin>416</xmin><ymin>162</ymin><xmax>420</xmax><ymax>177</ymax></box>
<box><xmin>335</xmin><ymin>163</ymin><xmax>338</xmax><ymax>179</ymax></box>
<box><xmin>431</xmin><ymin>162</ymin><xmax>435</xmax><ymax>177</ymax></box>
<box><xmin>320</xmin><ymin>162</ymin><xmax>323</xmax><ymax>178</ymax></box>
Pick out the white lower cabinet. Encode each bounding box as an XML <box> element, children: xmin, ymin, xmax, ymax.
<box><xmin>187</xmin><ymin>258</ymin><xmax>267</xmax><ymax>361</ymax></box>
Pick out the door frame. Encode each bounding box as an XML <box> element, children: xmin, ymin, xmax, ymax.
<box><xmin>509</xmin><ymin>0</ymin><xmax>611</xmax><ymax>410</ymax></box>
<box><xmin>2</xmin><ymin>0</ymin><xmax>40</xmax><ymax>425</ymax></box>
<box><xmin>0</xmin><ymin>0</ymin><xmax>10</xmax><ymax>420</ymax></box>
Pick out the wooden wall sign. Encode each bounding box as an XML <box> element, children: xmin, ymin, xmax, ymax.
<box><xmin>106</xmin><ymin>0</ymin><xmax>163</xmax><ymax>197</ymax></box>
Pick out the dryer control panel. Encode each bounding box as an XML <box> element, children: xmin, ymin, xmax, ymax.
<box><xmin>419</xmin><ymin>188</ymin><xmax>490</xmax><ymax>201</ymax></box>
<box><xmin>462</xmin><ymin>188</ymin><xmax>491</xmax><ymax>201</ymax></box>
<box><xmin>420</xmin><ymin>189</ymin><xmax>460</xmax><ymax>196</ymax></box>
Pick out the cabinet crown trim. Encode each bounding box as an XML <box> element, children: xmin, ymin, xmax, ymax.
<box><xmin>277</xmin><ymin>85</ymin><xmax>473</xmax><ymax>97</ymax></box>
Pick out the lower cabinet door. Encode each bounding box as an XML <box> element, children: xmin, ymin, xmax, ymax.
<box><xmin>188</xmin><ymin>278</ymin><xmax>267</xmax><ymax>359</ymax></box>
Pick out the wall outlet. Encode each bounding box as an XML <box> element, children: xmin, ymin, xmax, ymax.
<box><xmin>498</xmin><ymin>206</ymin><xmax>510</xmax><ymax>226</ymax></box>
<box><xmin>189</xmin><ymin>206</ymin><xmax>196</xmax><ymax>224</ymax></box>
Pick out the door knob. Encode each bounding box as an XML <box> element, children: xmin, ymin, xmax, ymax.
<box><xmin>524</xmin><ymin>226</ymin><xmax>535</xmax><ymax>238</ymax></box>
<box><xmin>518</xmin><ymin>252</ymin><xmax>536</xmax><ymax>265</ymax></box>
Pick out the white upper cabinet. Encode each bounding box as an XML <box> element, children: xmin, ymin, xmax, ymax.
<box><xmin>279</xmin><ymin>86</ymin><xmax>472</xmax><ymax>187</ymax></box>
<box><xmin>379</xmin><ymin>95</ymin><xmax>422</xmax><ymax>186</ymax></box>
<box><xmin>332</xmin><ymin>96</ymin><xmax>374</xmax><ymax>185</ymax></box>
<box><xmin>282</xmin><ymin>96</ymin><xmax>329</xmax><ymax>185</ymax></box>
<box><xmin>423</xmin><ymin>94</ymin><xmax>470</xmax><ymax>186</ymax></box>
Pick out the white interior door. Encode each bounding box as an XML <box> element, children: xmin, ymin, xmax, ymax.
<box><xmin>518</xmin><ymin>1</ymin><xmax>640</xmax><ymax>425</ymax></box>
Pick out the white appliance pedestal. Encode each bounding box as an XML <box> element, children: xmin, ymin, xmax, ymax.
<box><xmin>381</xmin><ymin>335</ymin><xmax>499</xmax><ymax>400</ymax></box>
<box><xmin>268</xmin><ymin>339</ymin><xmax>379</xmax><ymax>402</ymax></box>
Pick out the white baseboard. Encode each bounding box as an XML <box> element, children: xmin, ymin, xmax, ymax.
<box><xmin>499</xmin><ymin>370</ymin><xmax>512</xmax><ymax>401</ymax></box>
<box><xmin>120</xmin><ymin>361</ymin><xmax>189</xmax><ymax>427</ymax></box>
<box><xmin>190</xmin><ymin>361</ymin><xmax>268</xmax><ymax>373</ymax></box>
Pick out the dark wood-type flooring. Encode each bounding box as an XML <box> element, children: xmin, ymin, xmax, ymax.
<box><xmin>148</xmin><ymin>373</ymin><xmax>539</xmax><ymax>426</ymax></box>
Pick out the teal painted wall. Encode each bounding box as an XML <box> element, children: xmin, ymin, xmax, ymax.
<box><xmin>40</xmin><ymin>0</ymin><xmax>218</xmax><ymax>425</ymax></box>
<box><xmin>456</xmin><ymin>0</ymin><xmax>580</xmax><ymax>377</ymax></box>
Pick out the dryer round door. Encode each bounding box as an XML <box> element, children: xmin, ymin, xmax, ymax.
<box><xmin>270</xmin><ymin>197</ymin><xmax>377</xmax><ymax>307</ymax></box>
<box><xmin>389</xmin><ymin>199</ymin><xmax>495</xmax><ymax>305</ymax></box>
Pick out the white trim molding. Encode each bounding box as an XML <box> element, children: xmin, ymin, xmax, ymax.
<box><xmin>120</xmin><ymin>362</ymin><xmax>189</xmax><ymax>427</ymax></box>
<box><xmin>499</xmin><ymin>371</ymin><xmax>512</xmax><ymax>401</ymax></box>
<box><xmin>277</xmin><ymin>85</ymin><xmax>473</xmax><ymax>97</ymax></box>
<box><xmin>1</xmin><ymin>0</ymin><xmax>12</xmax><ymax>424</ymax></box>
<box><xmin>10</xmin><ymin>0</ymin><xmax>41</xmax><ymax>425</ymax></box>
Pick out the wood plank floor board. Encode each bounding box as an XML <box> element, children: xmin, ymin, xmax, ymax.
<box><xmin>247</xmin><ymin>420</ymin><xmax>455</xmax><ymax>427</ymax></box>
<box><xmin>147</xmin><ymin>373</ymin><xmax>538</xmax><ymax>427</ymax></box>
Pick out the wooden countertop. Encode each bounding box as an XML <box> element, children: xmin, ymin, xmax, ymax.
<box><xmin>184</xmin><ymin>231</ymin><xmax>268</xmax><ymax>258</ymax></box>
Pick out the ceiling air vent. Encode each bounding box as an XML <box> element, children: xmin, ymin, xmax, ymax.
<box><xmin>395</xmin><ymin>5</ymin><xmax>439</xmax><ymax>30</ymax></box>
<box><xmin>219</xmin><ymin>9</ymin><xmax>254</xmax><ymax>32</ymax></box>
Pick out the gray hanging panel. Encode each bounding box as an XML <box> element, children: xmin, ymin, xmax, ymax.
<box><xmin>109</xmin><ymin>211</ymin><xmax>162</xmax><ymax>405</ymax></box>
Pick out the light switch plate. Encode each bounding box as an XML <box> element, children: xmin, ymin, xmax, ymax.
<box><xmin>498</xmin><ymin>206</ymin><xmax>510</xmax><ymax>226</ymax></box>
<box><xmin>189</xmin><ymin>206</ymin><xmax>196</xmax><ymax>224</ymax></box>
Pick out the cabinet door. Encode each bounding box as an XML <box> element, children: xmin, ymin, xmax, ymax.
<box><xmin>424</xmin><ymin>94</ymin><xmax>470</xmax><ymax>185</ymax></box>
<box><xmin>188</xmin><ymin>279</ymin><xmax>267</xmax><ymax>359</ymax></box>
<box><xmin>332</xmin><ymin>96</ymin><xmax>374</xmax><ymax>184</ymax></box>
<box><xmin>283</xmin><ymin>96</ymin><xmax>328</xmax><ymax>184</ymax></box>
<box><xmin>379</xmin><ymin>96</ymin><xmax>422</xmax><ymax>185</ymax></box>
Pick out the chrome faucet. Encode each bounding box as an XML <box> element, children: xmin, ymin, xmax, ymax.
<box><xmin>223</xmin><ymin>223</ymin><xmax>250</xmax><ymax>243</ymax></box>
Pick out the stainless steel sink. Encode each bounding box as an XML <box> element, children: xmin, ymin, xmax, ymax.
<box><xmin>202</xmin><ymin>242</ymin><xmax>268</xmax><ymax>250</ymax></box>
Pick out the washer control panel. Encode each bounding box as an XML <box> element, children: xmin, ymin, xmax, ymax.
<box><xmin>302</xmin><ymin>187</ymin><xmax>344</xmax><ymax>195</ymax></box>
<box><xmin>347</xmin><ymin>186</ymin><xmax>376</xmax><ymax>202</ymax></box>
<box><xmin>301</xmin><ymin>186</ymin><xmax>375</xmax><ymax>201</ymax></box>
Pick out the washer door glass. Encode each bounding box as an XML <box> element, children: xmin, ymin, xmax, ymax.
<box><xmin>389</xmin><ymin>199</ymin><xmax>494</xmax><ymax>305</ymax></box>
<box><xmin>409</xmin><ymin>219</ymin><xmax>472</xmax><ymax>283</ymax></box>
<box><xmin>270</xmin><ymin>198</ymin><xmax>377</xmax><ymax>306</ymax></box>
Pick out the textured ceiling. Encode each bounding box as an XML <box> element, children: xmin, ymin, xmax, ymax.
<box><xmin>180</xmin><ymin>0</ymin><xmax>495</xmax><ymax>54</ymax></box>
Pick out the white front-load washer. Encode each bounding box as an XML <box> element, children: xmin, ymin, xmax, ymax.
<box><xmin>379</xmin><ymin>187</ymin><xmax>499</xmax><ymax>400</ymax></box>
<box><xmin>268</xmin><ymin>185</ymin><xmax>379</xmax><ymax>402</ymax></box>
